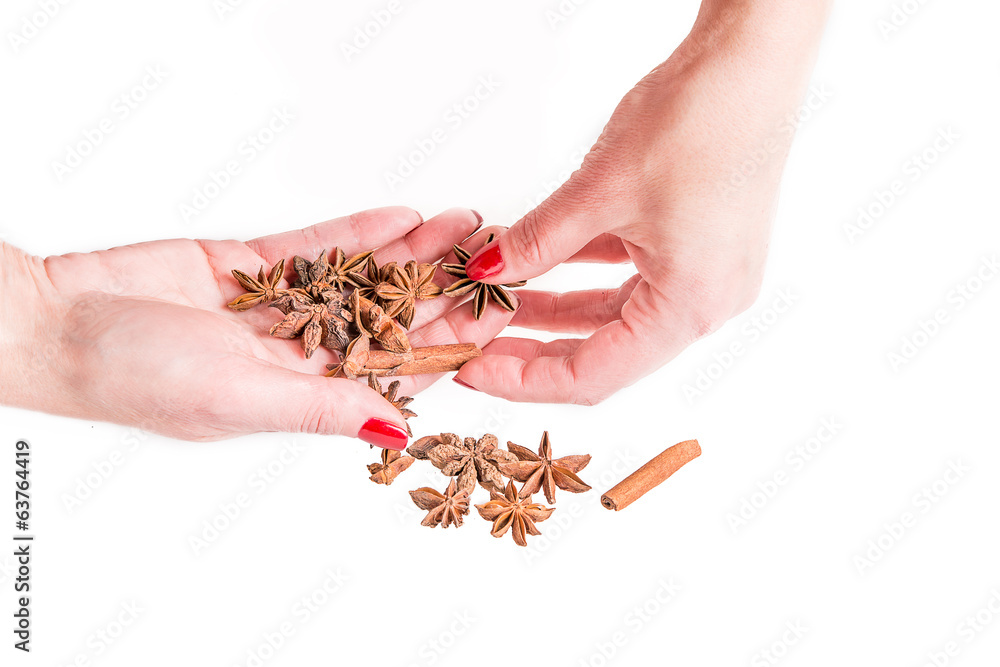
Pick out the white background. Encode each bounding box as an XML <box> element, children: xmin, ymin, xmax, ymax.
<box><xmin>2</xmin><ymin>1</ymin><xmax>999</xmax><ymax>665</ymax></box>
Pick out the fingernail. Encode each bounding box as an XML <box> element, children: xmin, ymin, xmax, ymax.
<box><xmin>453</xmin><ymin>377</ymin><xmax>479</xmax><ymax>391</ymax></box>
<box><xmin>466</xmin><ymin>241</ymin><xmax>503</xmax><ymax>281</ymax></box>
<box><xmin>358</xmin><ymin>418</ymin><xmax>408</xmax><ymax>450</ymax></box>
<box><xmin>471</xmin><ymin>209</ymin><xmax>483</xmax><ymax>224</ymax></box>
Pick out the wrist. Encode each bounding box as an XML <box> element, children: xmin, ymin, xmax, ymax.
<box><xmin>0</xmin><ymin>243</ymin><xmax>69</xmax><ymax>411</ymax></box>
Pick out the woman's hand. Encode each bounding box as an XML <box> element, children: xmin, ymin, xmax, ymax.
<box><xmin>454</xmin><ymin>1</ymin><xmax>831</xmax><ymax>404</ymax></box>
<box><xmin>0</xmin><ymin>207</ymin><xmax>510</xmax><ymax>446</ymax></box>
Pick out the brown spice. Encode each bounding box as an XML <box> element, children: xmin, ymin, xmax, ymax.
<box><xmin>376</xmin><ymin>260</ymin><xmax>442</xmax><ymax>329</ymax></box>
<box><xmin>409</xmin><ymin>479</ymin><xmax>470</xmax><ymax>528</ymax></box>
<box><xmin>368</xmin><ymin>372</ymin><xmax>416</xmax><ymax>436</ymax></box>
<box><xmin>368</xmin><ymin>449</ymin><xmax>415</xmax><ymax>485</ymax></box>
<box><xmin>352</xmin><ymin>291</ymin><xmax>411</xmax><ymax>353</ymax></box>
<box><xmin>268</xmin><ymin>290</ymin><xmax>352</xmax><ymax>357</ymax></box>
<box><xmin>441</xmin><ymin>234</ymin><xmax>526</xmax><ymax>320</ymax></box>
<box><xmin>413</xmin><ymin>433</ymin><xmax>517</xmax><ymax>495</ymax></box>
<box><xmin>475</xmin><ymin>479</ymin><xmax>555</xmax><ymax>547</ymax></box>
<box><xmin>228</xmin><ymin>259</ymin><xmax>286</xmax><ymax>311</ymax></box>
<box><xmin>502</xmin><ymin>431</ymin><xmax>591</xmax><ymax>504</ymax></box>
<box><xmin>601</xmin><ymin>440</ymin><xmax>701</xmax><ymax>511</ymax></box>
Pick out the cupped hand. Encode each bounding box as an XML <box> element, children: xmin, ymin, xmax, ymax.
<box><xmin>454</xmin><ymin>12</ymin><xmax>823</xmax><ymax>404</ymax></box>
<box><xmin>4</xmin><ymin>207</ymin><xmax>511</xmax><ymax>445</ymax></box>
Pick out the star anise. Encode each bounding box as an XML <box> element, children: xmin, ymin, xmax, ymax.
<box><xmin>348</xmin><ymin>256</ymin><xmax>396</xmax><ymax>304</ymax></box>
<box><xmin>291</xmin><ymin>250</ymin><xmax>333</xmax><ymax>301</ymax></box>
<box><xmin>367</xmin><ymin>448</ymin><xmax>414</xmax><ymax>485</ymax></box>
<box><xmin>501</xmin><ymin>431</ymin><xmax>591</xmax><ymax>504</ymax></box>
<box><xmin>352</xmin><ymin>291</ymin><xmax>411</xmax><ymax>353</ymax></box>
<box><xmin>324</xmin><ymin>333</ymin><xmax>369</xmax><ymax>379</ymax></box>
<box><xmin>376</xmin><ymin>260</ymin><xmax>442</xmax><ymax>329</ymax></box>
<box><xmin>329</xmin><ymin>247</ymin><xmax>374</xmax><ymax>292</ymax></box>
<box><xmin>409</xmin><ymin>479</ymin><xmax>470</xmax><ymax>528</ymax></box>
<box><xmin>368</xmin><ymin>372</ymin><xmax>416</xmax><ymax>436</ymax></box>
<box><xmin>442</xmin><ymin>234</ymin><xmax>526</xmax><ymax>320</ymax></box>
<box><xmin>475</xmin><ymin>479</ymin><xmax>555</xmax><ymax>547</ymax></box>
<box><xmin>409</xmin><ymin>433</ymin><xmax>517</xmax><ymax>495</ymax></box>
<box><xmin>227</xmin><ymin>259</ymin><xmax>285</xmax><ymax>311</ymax></box>
<box><xmin>269</xmin><ymin>290</ymin><xmax>352</xmax><ymax>358</ymax></box>
<box><xmin>292</xmin><ymin>248</ymin><xmax>372</xmax><ymax>299</ymax></box>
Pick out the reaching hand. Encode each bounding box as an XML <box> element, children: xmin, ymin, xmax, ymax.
<box><xmin>454</xmin><ymin>3</ymin><xmax>828</xmax><ymax>404</ymax></box>
<box><xmin>0</xmin><ymin>208</ymin><xmax>512</xmax><ymax>446</ymax></box>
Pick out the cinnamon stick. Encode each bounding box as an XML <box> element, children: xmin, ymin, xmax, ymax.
<box><xmin>335</xmin><ymin>343</ymin><xmax>482</xmax><ymax>377</ymax></box>
<box><xmin>600</xmin><ymin>440</ymin><xmax>701</xmax><ymax>511</ymax></box>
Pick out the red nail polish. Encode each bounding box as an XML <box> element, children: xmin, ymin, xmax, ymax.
<box><xmin>453</xmin><ymin>377</ymin><xmax>479</xmax><ymax>391</ymax></box>
<box><xmin>466</xmin><ymin>242</ymin><xmax>503</xmax><ymax>281</ymax></box>
<box><xmin>358</xmin><ymin>418</ymin><xmax>408</xmax><ymax>450</ymax></box>
<box><xmin>471</xmin><ymin>209</ymin><xmax>483</xmax><ymax>223</ymax></box>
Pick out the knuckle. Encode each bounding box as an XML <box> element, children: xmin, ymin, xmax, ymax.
<box><xmin>507</xmin><ymin>209</ymin><xmax>550</xmax><ymax>267</ymax></box>
<box><xmin>297</xmin><ymin>398</ymin><xmax>341</xmax><ymax>435</ymax></box>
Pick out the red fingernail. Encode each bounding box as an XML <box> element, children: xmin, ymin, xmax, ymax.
<box><xmin>466</xmin><ymin>242</ymin><xmax>503</xmax><ymax>281</ymax></box>
<box><xmin>471</xmin><ymin>209</ymin><xmax>483</xmax><ymax>223</ymax></box>
<box><xmin>453</xmin><ymin>377</ymin><xmax>479</xmax><ymax>391</ymax></box>
<box><xmin>358</xmin><ymin>418</ymin><xmax>408</xmax><ymax>450</ymax></box>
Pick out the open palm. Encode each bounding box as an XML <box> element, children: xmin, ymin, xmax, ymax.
<box><xmin>33</xmin><ymin>207</ymin><xmax>510</xmax><ymax>443</ymax></box>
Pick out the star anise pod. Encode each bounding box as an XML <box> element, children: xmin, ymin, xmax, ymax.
<box><xmin>376</xmin><ymin>260</ymin><xmax>442</xmax><ymax>329</ymax></box>
<box><xmin>329</xmin><ymin>247</ymin><xmax>374</xmax><ymax>292</ymax></box>
<box><xmin>269</xmin><ymin>290</ymin><xmax>352</xmax><ymax>358</ymax></box>
<box><xmin>368</xmin><ymin>372</ymin><xmax>416</xmax><ymax>437</ymax></box>
<box><xmin>292</xmin><ymin>248</ymin><xmax>372</xmax><ymax>299</ymax></box>
<box><xmin>352</xmin><ymin>291</ymin><xmax>411</xmax><ymax>354</ymax></box>
<box><xmin>475</xmin><ymin>479</ymin><xmax>555</xmax><ymax>547</ymax></box>
<box><xmin>410</xmin><ymin>433</ymin><xmax>517</xmax><ymax>495</ymax></box>
<box><xmin>441</xmin><ymin>234</ymin><xmax>526</xmax><ymax>320</ymax></box>
<box><xmin>367</xmin><ymin>448</ymin><xmax>414</xmax><ymax>485</ymax></box>
<box><xmin>325</xmin><ymin>332</ymin><xmax>370</xmax><ymax>379</ymax></box>
<box><xmin>227</xmin><ymin>259</ymin><xmax>285</xmax><ymax>311</ymax></box>
<box><xmin>291</xmin><ymin>250</ymin><xmax>334</xmax><ymax>301</ymax></box>
<box><xmin>348</xmin><ymin>256</ymin><xmax>396</xmax><ymax>304</ymax></box>
<box><xmin>409</xmin><ymin>479</ymin><xmax>470</xmax><ymax>528</ymax></box>
<box><xmin>501</xmin><ymin>431</ymin><xmax>591</xmax><ymax>504</ymax></box>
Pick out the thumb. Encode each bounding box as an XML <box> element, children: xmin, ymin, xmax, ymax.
<box><xmin>248</xmin><ymin>365</ymin><xmax>410</xmax><ymax>449</ymax></box>
<box><xmin>465</xmin><ymin>182</ymin><xmax>607</xmax><ymax>284</ymax></box>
